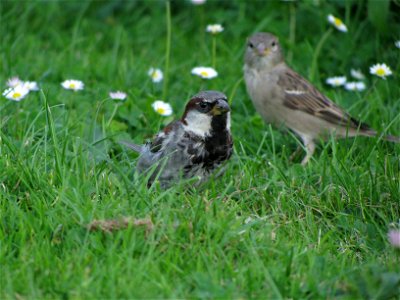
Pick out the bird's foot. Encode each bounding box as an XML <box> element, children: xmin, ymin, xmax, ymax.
<box><xmin>300</xmin><ymin>154</ymin><xmax>312</xmax><ymax>165</ymax></box>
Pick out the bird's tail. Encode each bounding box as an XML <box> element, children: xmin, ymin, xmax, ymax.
<box><xmin>119</xmin><ymin>141</ymin><xmax>143</xmax><ymax>153</ymax></box>
<box><xmin>383</xmin><ymin>135</ymin><xmax>400</xmax><ymax>143</ymax></box>
<box><xmin>360</xmin><ymin>130</ymin><xmax>400</xmax><ymax>143</ymax></box>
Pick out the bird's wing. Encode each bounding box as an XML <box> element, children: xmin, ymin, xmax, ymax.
<box><xmin>278</xmin><ymin>67</ymin><xmax>370</xmax><ymax>130</ymax></box>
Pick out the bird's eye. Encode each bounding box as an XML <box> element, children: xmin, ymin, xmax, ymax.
<box><xmin>248</xmin><ymin>42</ymin><xmax>254</xmax><ymax>48</ymax></box>
<box><xmin>271</xmin><ymin>41</ymin><xmax>276</xmax><ymax>47</ymax></box>
<box><xmin>199</xmin><ymin>102</ymin><xmax>208</xmax><ymax>109</ymax></box>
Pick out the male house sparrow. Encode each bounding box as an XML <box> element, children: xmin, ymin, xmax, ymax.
<box><xmin>244</xmin><ymin>32</ymin><xmax>399</xmax><ymax>165</ymax></box>
<box><xmin>123</xmin><ymin>91</ymin><xmax>233</xmax><ymax>188</ymax></box>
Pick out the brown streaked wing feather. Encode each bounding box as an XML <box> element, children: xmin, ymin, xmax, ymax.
<box><xmin>278</xmin><ymin>68</ymin><xmax>370</xmax><ymax>130</ymax></box>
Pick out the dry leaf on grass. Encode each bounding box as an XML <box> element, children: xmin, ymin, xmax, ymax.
<box><xmin>87</xmin><ymin>217</ymin><xmax>154</xmax><ymax>234</ymax></box>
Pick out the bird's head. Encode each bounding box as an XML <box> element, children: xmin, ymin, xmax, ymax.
<box><xmin>244</xmin><ymin>32</ymin><xmax>283</xmax><ymax>70</ymax></box>
<box><xmin>182</xmin><ymin>90</ymin><xmax>231</xmax><ymax>138</ymax></box>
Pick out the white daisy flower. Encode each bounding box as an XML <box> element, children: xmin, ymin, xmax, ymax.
<box><xmin>191</xmin><ymin>0</ymin><xmax>206</xmax><ymax>5</ymax></box>
<box><xmin>2</xmin><ymin>85</ymin><xmax>30</xmax><ymax>101</ymax></box>
<box><xmin>6</xmin><ymin>76</ymin><xmax>23</xmax><ymax>88</ymax></box>
<box><xmin>148</xmin><ymin>68</ymin><xmax>163</xmax><ymax>83</ymax></box>
<box><xmin>369</xmin><ymin>63</ymin><xmax>392</xmax><ymax>79</ymax></box>
<box><xmin>326</xmin><ymin>76</ymin><xmax>347</xmax><ymax>87</ymax></box>
<box><xmin>344</xmin><ymin>81</ymin><xmax>366</xmax><ymax>91</ymax></box>
<box><xmin>327</xmin><ymin>14</ymin><xmax>348</xmax><ymax>32</ymax></box>
<box><xmin>152</xmin><ymin>100</ymin><xmax>173</xmax><ymax>116</ymax></box>
<box><xmin>23</xmin><ymin>81</ymin><xmax>39</xmax><ymax>91</ymax></box>
<box><xmin>350</xmin><ymin>69</ymin><xmax>365</xmax><ymax>80</ymax></box>
<box><xmin>206</xmin><ymin>24</ymin><xmax>224</xmax><ymax>34</ymax></box>
<box><xmin>191</xmin><ymin>67</ymin><xmax>218</xmax><ymax>79</ymax></box>
<box><xmin>109</xmin><ymin>91</ymin><xmax>127</xmax><ymax>100</ymax></box>
<box><xmin>395</xmin><ymin>41</ymin><xmax>400</xmax><ymax>49</ymax></box>
<box><xmin>61</xmin><ymin>79</ymin><xmax>84</xmax><ymax>91</ymax></box>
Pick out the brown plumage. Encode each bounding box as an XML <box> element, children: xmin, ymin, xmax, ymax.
<box><xmin>244</xmin><ymin>32</ymin><xmax>399</xmax><ymax>164</ymax></box>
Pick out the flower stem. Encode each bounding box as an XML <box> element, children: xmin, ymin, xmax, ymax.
<box><xmin>384</xmin><ymin>78</ymin><xmax>391</xmax><ymax>103</ymax></box>
<box><xmin>163</xmin><ymin>1</ymin><xmax>171</xmax><ymax>100</ymax></box>
<box><xmin>199</xmin><ymin>4</ymin><xmax>205</xmax><ymax>44</ymax></box>
<box><xmin>106</xmin><ymin>102</ymin><xmax>120</xmax><ymax>128</ymax></box>
<box><xmin>212</xmin><ymin>36</ymin><xmax>217</xmax><ymax>68</ymax></box>
<box><xmin>310</xmin><ymin>28</ymin><xmax>332</xmax><ymax>82</ymax></box>
<box><xmin>287</xmin><ymin>1</ymin><xmax>296</xmax><ymax>63</ymax></box>
<box><xmin>228</xmin><ymin>77</ymin><xmax>244</xmax><ymax>106</ymax></box>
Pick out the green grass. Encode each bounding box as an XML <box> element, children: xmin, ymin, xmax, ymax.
<box><xmin>1</xmin><ymin>1</ymin><xmax>400</xmax><ymax>299</ymax></box>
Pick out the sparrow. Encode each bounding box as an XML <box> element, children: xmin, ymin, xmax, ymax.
<box><xmin>244</xmin><ymin>32</ymin><xmax>399</xmax><ymax>165</ymax></box>
<box><xmin>122</xmin><ymin>91</ymin><xmax>233</xmax><ymax>189</ymax></box>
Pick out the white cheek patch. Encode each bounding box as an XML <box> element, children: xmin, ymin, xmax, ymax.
<box><xmin>226</xmin><ymin>112</ymin><xmax>231</xmax><ymax>130</ymax></box>
<box><xmin>183</xmin><ymin>110</ymin><xmax>212</xmax><ymax>137</ymax></box>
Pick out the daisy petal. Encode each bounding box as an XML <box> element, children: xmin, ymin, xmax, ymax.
<box><xmin>350</xmin><ymin>69</ymin><xmax>365</xmax><ymax>80</ymax></box>
<box><xmin>326</xmin><ymin>76</ymin><xmax>347</xmax><ymax>87</ymax></box>
<box><xmin>148</xmin><ymin>68</ymin><xmax>163</xmax><ymax>83</ymax></box>
<box><xmin>61</xmin><ymin>79</ymin><xmax>84</xmax><ymax>91</ymax></box>
<box><xmin>7</xmin><ymin>76</ymin><xmax>23</xmax><ymax>88</ymax></box>
<box><xmin>206</xmin><ymin>24</ymin><xmax>224</xmax><ymax>34</ymax></box>
<box><xmin>109</xmin><ymin>91</ymin><xmax>127</xmax><ymax>100</ymax></box>
<box><xmin>327</xmin><ymin>14</ymin><xmax>348</xmax><ymax>32</ymax></box>
<box><xmin>191</xmin><ymin>0</ymin><xmax>206</xmax><ymax>5</ymax></box>
<box><xmin>369</xmin><ymin>63</ymin><xmax>392</xmax><ymax>79</ymax></box>
<box><xmin>191</xmin><ymin>67</ymin><xmax>218</xmax><ymax>79</ymax></box>
<box><xmin>2</xmin><ymin>85</ymin><xmax>30</xmax><ymax>101</ymax></box>
<box><xmin>345</xmin><ymin>81</ymin><xmax>366</xmax><ymax>92</ymax></box>
<box><xmin>23</xmin><ymin>81</ymin><xmax>39</xmax><ymax>91</ymax></box>
<box><xmin>152</xmin><ymin>100</ymin><xmax>173</xmax><ymax>116</ymax></box>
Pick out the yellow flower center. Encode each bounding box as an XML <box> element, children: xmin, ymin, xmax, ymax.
<box><xmin>200</xmin><ymin>71</ymin><xmax>209</xmax><ymax>77</ymax></box>
<box><xmin>69</xmin><ymin>83</ymin><xmax>76</xmax><ymax>89</ymax></box>
<box><xmin>376</xmin><ymin>68</ymin><xmax>385</xmax><ymax>76</ymax></box>
<box><xmin>156</xmin><ymin>107</ymin><xmax>166</xmax><ymax>115</ymax></box>
<box><xmin>151</xmin><ymin>72</ymin><xmax>157</xmax><ymax>79</ymax></box>
<box><xmin>13</xmin><ymin>92</ymin><xmax>21</xmax><ymax>99</ymax></box>
<box><xmin>334</xmin><ymin>18</ymin><xmax>343</xmax><ymax>26</ymax></box>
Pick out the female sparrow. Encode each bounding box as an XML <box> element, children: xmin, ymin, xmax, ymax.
<box><xmin>244</xmin><ymin>32</ymin><xmax>399</xmax><ymax>165</ymax></box>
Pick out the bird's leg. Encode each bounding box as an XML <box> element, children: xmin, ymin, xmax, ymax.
<box><xmin>300</xmin><ymin>137</ymin><xmax>315</xmax><ymax>165</ymax></box>
<box><xmin>289</xmin><ymin>145</ymin><xmax>302</xmax><ymax>162</ymax></box>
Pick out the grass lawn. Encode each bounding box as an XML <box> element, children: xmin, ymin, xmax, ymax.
<box><xmin>1</xmin><ymin>1</ymin><xmax>399</xmax><ymax>298</ymax></box>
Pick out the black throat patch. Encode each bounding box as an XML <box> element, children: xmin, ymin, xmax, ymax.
<box><xmin>201</xmin><ymin>114</ymin><xmax>233</xmax><ymax>169</ymax></box>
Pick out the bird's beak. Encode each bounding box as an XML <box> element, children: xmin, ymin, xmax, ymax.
<box><xmin>256</xmin><ymin>43</ymin><xmax>270</xmax><ymax>56</ymax></box>
<box><xmin>211</xmin><ymin>99</ymin><xmax>230</xmax><ymax>116</ymax></box>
